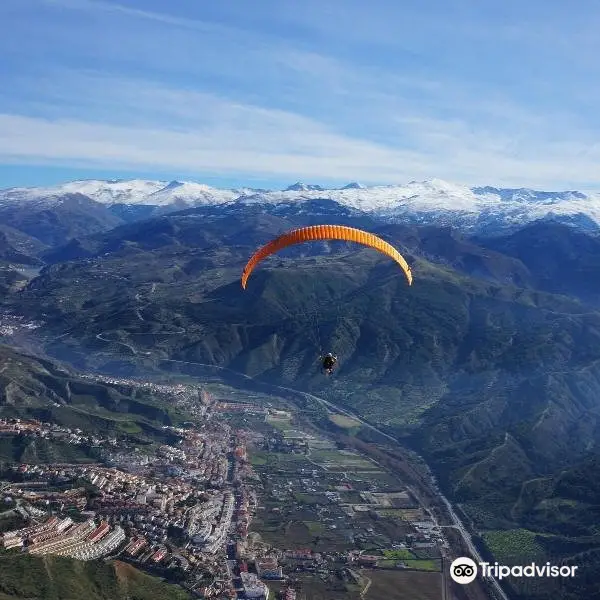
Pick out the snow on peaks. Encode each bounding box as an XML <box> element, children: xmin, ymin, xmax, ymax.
<box><xmin>63</xmin><ymin>179</ymin><xmax>168</xmax><ymax>204</ymax></box>
<box><xmin>471</xmin><ymin>186</ymin><xmax>588</xmax><ymax>203</ymax></box>
<box><xmin>160</xmin><ymin>180</ymin><xmax>185</xmax><ymax>191</ymax></box>
<box><xmin>4</xmin><ymin>176</ymin><xmax>600</xmax><ymax>231</ymax></box>
<box><xmin>284</xmin><ymin>182</ymin><xmax>325</xmax><ymax>192</ymax></box>
<box><xmin>0</xmin><ymin>179</ymin><xmax>167</xmax><ymax>207</ymax></box>
<box><xmin>0</xmin><ymin>179</ymin><xmax>254</xmax><ymax>208</ymax></box>
<box><xmin>285</xmin><ymin>181</ymin><xmax>365</xmax><ymax>191</ymax></box>
<box><xmin>316</xmin><ymin>179</ymin><xmax>485</xmax><ymax>214</ymax></box>
<box><xmin>76</xmin><ymin>179</ymin><xmax>242</xmax><ymax>206</ymax></box>
<box><xmin>147</xmin><ymin>181</ymin><xmax>241</xmax><ymax>206</ymax></box>
<box><xmin>385</xmin><ymin>179</ymin><xmax>485</xmax><ymax>211</ymax></box>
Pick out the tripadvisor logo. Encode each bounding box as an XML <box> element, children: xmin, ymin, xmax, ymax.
<box><xmin>450</xmin><ymin>557</ymin><xmax>579</xmax><ymax>584</ymax></box>
<box><xmin>450</xmin><ymin>557</ymin><xmax>478</xmax><ymax>584</ymax></box>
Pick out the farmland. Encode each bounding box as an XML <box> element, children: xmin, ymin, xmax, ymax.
<box><xmin>482</xmin><ymin>529</ymin><xmax>547</xmax><ymax>563</ymax></box>
<box><xmin>237</xmin><ymin>407</ymin><xmax>446</xmax><ymax>599</ymax></box>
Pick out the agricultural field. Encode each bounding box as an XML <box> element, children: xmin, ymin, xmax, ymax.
<box><xmin>309</xmin><ymin>449</ymin><xmax>380</xmax><ymax>471</ymax></box>
<box><xmin>265</xmin><ymin>574</ymin><xmax>363</xmax><ymax>600</ymax></box>
<box><xmin>377</xmin><ymin>508</ymin><xmax>425</xmax><ymax>521</ymax></box>
<box><xmin>249</xmin><ymin>451</ymin><xmax>268</xmax><ymax>466</ymax></box>
<box><xmin>483</xmin><ymin>529</ymin><xmax>547</xmax><ymax>564</ymax></box>
<box><xmin>249</xmin><ymin>443</ymin><xmax>426</xmax><ymax>552</ymax></box>
<box><xmin>267</xmin><ymin>414</ymin><xmax>294</xmax><ymax>431</ymax></box>
<box><xmin>246</xmin><ymin>403</ymin><xmax>446</xmax><ymax>600</ymax></box>
<box><xmin>328</xmin><ymin>414</ymin><xmax>362</xmax><ymax>429</ymax></box>
<box><xmin>362</xmin><ymin>570</ymin><xmax>443</xmax><ymax>600</ymax></box>
<box><xmin>264</xmin><ymin>568</ymin><xmax>443</xmax><ymax>600</ymax></box>
<box><xmin>249</xmin><ymin>445</ymin><xmax>442</xmax><ymax>551</ymax></box>
<box><xmin>383</xmin><ymin>549</ymin><xmax>417</xmax><ymax>560</ymax></box>
<box><xmin>307</xmin><ymin>438</ymin><xmax>338</xmax><ymax>450</ymax></box>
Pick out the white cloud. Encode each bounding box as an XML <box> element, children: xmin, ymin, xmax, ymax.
<box><xmin>0</xmin><ymin>110</ymin><xmax>430</xmax><ymax>183</ymax></box>
<box><xmin>3</xmin><ymin>1</ymin><xmax>600</xmax><ymax>189</ymax></box>
<box><xmin>40</xmin><ymin>0</ymin><xmax>228</xmax><ymax>32</ymax></box>
<box><xmin>2</xmin><ymin>90</ymin><xmax>600</xmax><ymax>190</ymax></box>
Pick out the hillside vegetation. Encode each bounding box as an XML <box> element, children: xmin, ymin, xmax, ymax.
<box><xmin>0</xmin><ymin>552</ymin><xmax>190</xmax><ymax>600</ymax></box>
<box><xmin>0</xmin><ymin>345</ymin><xmax>186</xmax><ymax>459</ymax></box>
<box><xmin>4</xmin><ymin>206</ymin><xmax>600</xmax><ymax>598</ymax></box>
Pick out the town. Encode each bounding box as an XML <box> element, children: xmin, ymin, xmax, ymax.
<box><xmin>0</xmin><ymin>382</ymin><xmax>448</xmax><ymax>599</ymax></box>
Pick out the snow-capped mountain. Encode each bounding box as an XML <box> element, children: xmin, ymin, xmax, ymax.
<box><xmin>236</xmin><ymin>179</ymin><xmax>600</xmax><ymax>233</ymax></box>
<box><xmin>2</xmin><ymin>177</ymin><xmax>600</xmax><ymax>235</ymax></box>
<box><xmin>0</xmin><ymin>179</ymin><xmax>257</xmax><ymax>208</ymax></box>
<box><xmin>145</xmin><ymin>180</ymin><xmax>256</xmax><ymax>206</ymax></box>
<box><xmin>283</xmin><ymin>182</ymin><xmax>325</xmax><ymax>192</ymax></box>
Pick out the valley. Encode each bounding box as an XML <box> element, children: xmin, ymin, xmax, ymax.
<box><xmin>2</xmin><ymin>179</ymin><xmax>600</xmax><ymax>599</ymax></box>
<box><xmin>0</xmin><ymin>351</ymin><xmax>463</xmax><ymax>600</ymax></box>
<box><xmin>0</xmin><ymin>300</ymin><xmax>570</xmax><ymax>600</ymax></box>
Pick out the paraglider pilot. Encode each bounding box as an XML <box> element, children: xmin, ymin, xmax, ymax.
<box><xmin>322</xmin><ymin>352</ymin><xmax>337</xmax><ymax>375</ymax></box>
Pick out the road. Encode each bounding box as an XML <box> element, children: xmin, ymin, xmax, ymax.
<box><xmin>438</xmin><ymin>497</ymin><xmax>510</xmax><ymax>600</ymax></box>
<box><xmin>95</xmin><ymin>332</ymin><xmax>138</xmax><ymax>355</ymax></box>
<box><xmin>361</xmin><ymin>575</ymin><xmax>372</xmax><ymax>598</ymax></box>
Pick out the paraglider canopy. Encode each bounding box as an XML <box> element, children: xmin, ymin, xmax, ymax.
<box><xmin>241</xmin><ymin>224</ymin><xmax>413</xmax><ymax>289</ymax></box>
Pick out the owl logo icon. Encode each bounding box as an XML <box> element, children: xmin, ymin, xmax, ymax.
<box><xmin>450</xmin><ymin>557</ymin><xmax>478</xmax><ymax>584</ymax></box>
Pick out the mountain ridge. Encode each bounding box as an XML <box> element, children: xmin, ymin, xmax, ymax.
<box><xmin>3</xmin><ymin>178</ymin><xmax>600</xmax><ymax>238</ymax></box>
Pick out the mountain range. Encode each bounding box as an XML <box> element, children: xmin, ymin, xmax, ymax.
<box><xmin>3</xmin><ymin>176</ymin><xmax>600</xmax><ymax>599</ymax></box>
<box><xmin>2</xmin><ymin>178</ymin><xmax>600</xmax><ymax>247</ymax></box>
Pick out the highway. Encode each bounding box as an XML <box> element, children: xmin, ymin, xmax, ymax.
<box><xmin>437</xmin><ymin>494</ymin><xmax>510</xmax><ymax>600</ymax></box>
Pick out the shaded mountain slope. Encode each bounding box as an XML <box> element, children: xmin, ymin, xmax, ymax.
<box><xmin>0</xmin><ymin>345</ymin><xmax>184</xmax><ymax>449</ymax></box>
<box><xmin>0</xmin><ymin>194</ymin><xmax>124</xmax><ymax>248</ymax></box>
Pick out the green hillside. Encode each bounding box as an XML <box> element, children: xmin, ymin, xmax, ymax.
<box><xmin>0</xmin><ymin>551</ymin><xmax>190</xmax><ymax>600</ymax></box>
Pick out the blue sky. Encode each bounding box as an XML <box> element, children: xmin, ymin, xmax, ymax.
<box><xmin>2</xmin><ymin>0</ymin><xmax>600</xmax><ymax>190</ymax></box>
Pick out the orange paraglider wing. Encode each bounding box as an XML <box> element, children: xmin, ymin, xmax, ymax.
<box><xmin>241</xmin><ymin>224</ymin><xmax>412</xmax><ymax>289</ymax></box>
